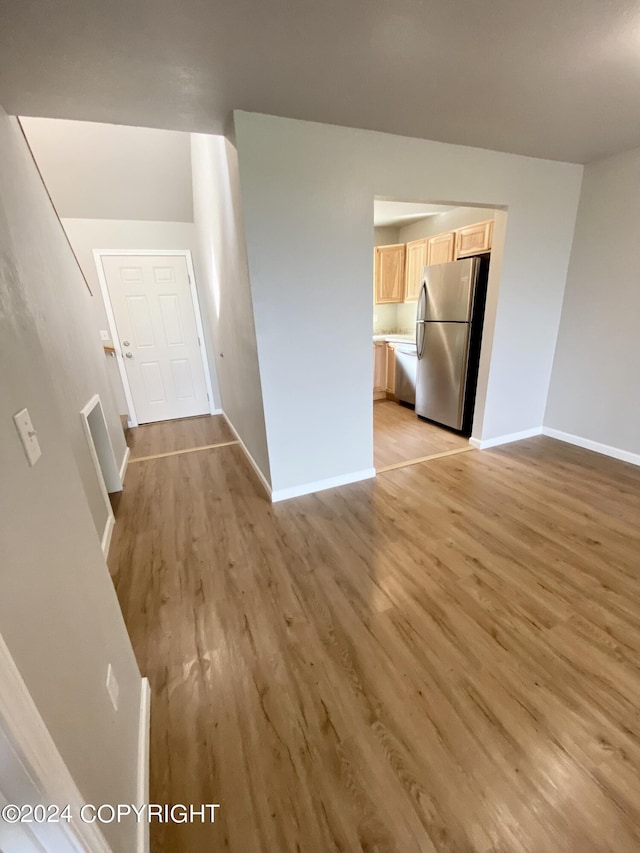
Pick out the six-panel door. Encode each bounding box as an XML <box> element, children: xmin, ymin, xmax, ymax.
<box><xmin>102</xmin><ymin>255</ymin><xmax>210</xmax><ymax>424</ymax></box>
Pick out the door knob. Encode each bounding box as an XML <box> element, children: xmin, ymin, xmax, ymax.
<box><xmin>122</xmin><ymin>340</ymin><xmax>130</xmax><ymax>347</ymax></box>
<box><xmin>125</xmin><ymin>352</ymin><xmax>133</xmax><ymax>359</ymax></box>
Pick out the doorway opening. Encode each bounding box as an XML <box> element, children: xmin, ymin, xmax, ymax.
<box><xmin>372</xmin><ymin>199</ymin><xmax>502</xmax><ymax>473</ymax></box>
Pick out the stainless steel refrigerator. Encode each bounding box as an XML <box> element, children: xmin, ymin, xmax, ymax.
<box><xmin>415</xmin><ymin>257</ymin><xmax>485</xmax><ymax>433</ymax></box>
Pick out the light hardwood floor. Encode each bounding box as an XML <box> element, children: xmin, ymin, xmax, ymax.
<box><xmin>374</xmin><ymin>399</ymin><xmax>469</xmax><ymax>470</ymax></box>
<box><xmin>127</xmin><ymin>413</ymin><xmax>235</xmax><ymax>459</ymax></box>
<box><xmin>109</xmin><ymin>423</ymin><xmax>640</xmax><ymax>852</ymax></box>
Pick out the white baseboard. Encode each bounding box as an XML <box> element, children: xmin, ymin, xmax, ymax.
<box><xmin>137</xmin><ymin>677</ymin><xmax>151</xmax><ymax>853</ymax></box>
<box><xmin>221</xmin><ymin>413</ymin><xmax>272</xmax><ymax>498</ymax></box>
<box><xmin>101</xmin><ymin>513</ymin><xmax>115</xmax><ymax>556</ymax></box>
<box><xmin>542</xmin><ymin>427</ymin><xmax>640</xmax><ymax>467</ymax></box>
<box><xmin>469</xmin><ymin>426</ymin><xmax>542</xmax><ymax>450</ymax></box>
<box><xmin>271</xmin><ymin>467</ymin><xmax>376</xmax><ymax>503</ymax></box>
<box><xmin>118</xmin><ymin>445</ymin><xmax>130</xmax><ymax>484</ymax></box>
<box><xmin>221</xmin><ymin>411</ymin><xmax>376</xmax><ymax>502</ymax></box>
<box><xmin>211</xmin><ymin>407</ymin><xmax>224</xmax><ymax>415</ymax></box>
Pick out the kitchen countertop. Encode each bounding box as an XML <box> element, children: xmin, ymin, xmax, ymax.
<box><xmin>373</xmin><ymin>333</ymin><xmax>415</xmax><ymax>344</ymax></box>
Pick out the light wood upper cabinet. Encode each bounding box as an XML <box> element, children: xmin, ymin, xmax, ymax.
<box><xmin>455</xmin><ymin>220</ymin><xmax>493</xmax><ymax>258</ymax></box>
<box><xmin>404</xmin><ymin>239</ymin><xmax>428</xmax><ymax>302</ymax></box>
<box><xmin>374</xmin><ymin>244</ymin><xmax>406</xmax><ymax>304</ymax></box>
<box><xmin>426</xmin><ymin>232</ymin><xmax>456</xmax><ymax>266</ymax></box>
<box><xmin>374</xmin><ymin>221</ymin><xmax>493</xmax><ymax>308</ymax></box>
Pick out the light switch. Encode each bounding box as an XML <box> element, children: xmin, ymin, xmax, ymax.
<box><xmin>13</xmin><ymin>407</ymin><xmax>42</xmax><ymax>467</ymax></box>
<box><xmin>99</xmin><ymin>330</ymin><xmax>110</xmax><ymax>341</ymax></box>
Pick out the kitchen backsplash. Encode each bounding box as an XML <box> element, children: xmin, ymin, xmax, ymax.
<box><xmin>373</xmin><ymin>301</ymin><xmax>416</xmax><ymax>334</ymax></box>
<box><xmin>397</xmin><ymin>302</ymin><xmax>416</xmax><ymax>332</ymax></box>
<box><xmin>373</xmin><ymin>304</ymin><xmax>397</xmax><ymax>333</ymax></box>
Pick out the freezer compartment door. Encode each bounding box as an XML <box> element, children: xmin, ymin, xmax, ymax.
<box><xmin>415</xmin><ymin>322</ymin><xmax>471</xmax><ymax>429</ymax></box>
<box><xmin>423</xmin><ymin>257</ymin><xmax>478</xmax><ymax>322</ymax></box>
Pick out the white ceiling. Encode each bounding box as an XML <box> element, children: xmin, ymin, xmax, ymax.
<box><xmin>374</xmin><ymin>202</ymin><xmax>455</xmax><ymax>228</ymax></box>
<box><xmin>20</xmin><ymin>118</ymin><xmax>193</xmax><ymax>222</ymax></box>
<box><xmin>3</xmin><ymin>0</ymin><xmax>640</xmax><ymax>163</ymax></box>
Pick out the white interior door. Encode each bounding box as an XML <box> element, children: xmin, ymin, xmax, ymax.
<box><xmin>102</xmin><ymin>254</ymin><xmax>210</xmax><ymax>424</ymax></box>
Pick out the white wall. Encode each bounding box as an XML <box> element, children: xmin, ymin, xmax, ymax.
<box><xmin>62</xmin><ymin>217</ymin><xmax>221</xmax><ymax>412</ymax></box>
<box><xmin>234</xmin><ymin>111</ymin><xmax>583</xmax><ymax>495</ymax></box>
<box><xmin>6</xmin><ymin>156</ymin><xmax>130</xmax><ymax>541</ymax></box>
<box><xmin>21</xmin><ymin>117</ymin><xmax>193</xmax><ymax>221</ymax></box>
<box><xmin>545</xmin><ymin>147</ymin><xmax>640</xmax><ymax>460</ymax></box>
<box><xmin>191</xmin><ymin>131</ymin><xmax>271</xmax><ymax>486</ymax></box>
<box><xmin>0</xmin><ymin>109</ymin><xmax>141</xmax><ymax>853</ymax></box>
<box><xmin>373</xmin><ymin>225</ymin><xmax>400</xmax><ymax>246</ymax></box>
<box><xmin>398</xmin><ymin>206</ymin><xmax>496</xmax><ymax>243</ymax></box>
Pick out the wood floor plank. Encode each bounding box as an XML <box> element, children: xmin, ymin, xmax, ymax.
<box><xmin>127</xmin><ymin>413</ymin><xmax>235</xmax><ymax>459</ymax></box>
<box><xmin>374</xmin><ymin>399</ymin><xmax>469</xmax><ymax>469</ymax></box>
<box><xmin>128</xmin><ymin>439</ymin><xmax>239</xmax><ymax>463</ymax></box>
<box><xmin>108</xmin><ymin>427</ymin><xmax>640</xmax><ymax>852</ymax></box>
<box><xmin>376</xmin><ymin>444</ymin><xmax>476</xmax><ymax>473</ymax></box>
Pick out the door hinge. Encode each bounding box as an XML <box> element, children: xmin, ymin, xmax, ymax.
<box><xmin>206</xmin><ymin>393</ymin><xmax>209</xmax><ymax>401</ymax></box>
<box><xmin>198</xmin><ymin>336</ymin><xmax>201</xmax><ymax>346</ymax></box>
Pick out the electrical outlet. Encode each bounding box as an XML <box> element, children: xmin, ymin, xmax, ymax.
<box><xmin>13</xmin><ymin>408</ymin><xmax>42</xmax><ymax>467</ymax></box>
<box><xmin>106</xmin><ymin>664</ymin><xmax>119</xmax><ymax>712</ymax></box>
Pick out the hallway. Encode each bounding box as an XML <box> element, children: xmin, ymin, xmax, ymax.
<box><xmin>109</xmin><ymin>416</ymin><xmax>640</xmax><ymax>852</ymax></box>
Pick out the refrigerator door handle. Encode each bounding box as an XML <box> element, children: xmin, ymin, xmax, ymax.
<box><xmin>416</xmin><ymin>281</ymin><xmax>428</xmax><ymax>359</ymax></box>
<box><xmin>416</xmin><ymin>320</ymin><xmax>426</xmax><ymax>359</ymax></box>
<box><xmin>417</xmin><ymin>281</ymin><xmax>427</xmax><ymax>322</ymax></box>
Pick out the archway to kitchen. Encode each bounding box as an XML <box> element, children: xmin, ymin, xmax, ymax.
<box><xmin>372</xmin><ymin>199</ymin><xmax>506</xmax><ymax>474</ymax></box>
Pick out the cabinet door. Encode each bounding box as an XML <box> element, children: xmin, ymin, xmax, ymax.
<box><xmin>374</xmin><ymin>244</ymin><xmax>406</xmax><ymax>304</ymax></box>
<box><xmin>426</xmin><ymin>232</ymin><xmax>455</xmax><ymax>266</ymax></box>
<box><xmin>455</xmin><ymin>220</ymin><xmax>493</xmax><ymax>258</ymax></box>
<box><xmin>404</xmin><ymin>239</ymin><xmax>428</xmax><ymax>302</ymax></box>
<box><xmin>386</xmin><ymin>344</ymin><xmax>396</xmax><ymax>393</ymax></box>
<box><xmin>373</xmin><ymin>343</ymin><xmax>387</xmax><ymax>394</ymax></box>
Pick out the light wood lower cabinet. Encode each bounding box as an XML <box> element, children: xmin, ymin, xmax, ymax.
<box><xmin>427</xmin><ymin>232</ymin><xmax>455</xmax><ymax>266</ymax></box>
<box><xmin>404</xmin><ymin>239</ymin><xmax>428</xmax><ymax>302</ymax></box>
<box><xmin>456</xmin><ymin>220</ymin><xmax>493</xmax><ymax>258</ymax></box>
<box><xmin>373</xmin><ymin>342</ymin><xmax>387</xmax><ymax>399</ymax></box>
<box><xmin>374</xmin><ymin>244</ymin><xmax>406</xmax><ymax>304</ymax></box>
<box><xmin>386</xmin><ymin>344</ymin><xmax>396</xmax><ymax>394</ymax></box>
<box><xmin>373</xmin><ymin>342</ymin><xmax>397</xmax><ymax>398</ymax></box>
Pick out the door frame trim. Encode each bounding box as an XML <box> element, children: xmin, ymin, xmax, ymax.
<box><xmin>80</xmin><ymin>394</ymin><xmax>117</xmax><ymax>555</ymax></box>
<box><xmin>93</xmin><ymin>249</ymin><xmax>216</xmax><ymax>428</ymax></box>
<box><xmin>0</xmin><ymin>629</ymin><xmax>113</xmax><ymax>851</ymax></box>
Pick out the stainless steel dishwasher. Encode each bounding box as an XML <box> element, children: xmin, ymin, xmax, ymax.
<box><xmin>394</xmin><ymin>342</ymin><xmax>417</xmax><ymax>405</ymax></box>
